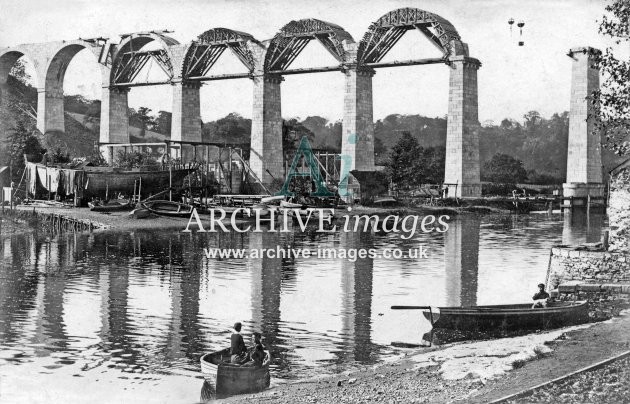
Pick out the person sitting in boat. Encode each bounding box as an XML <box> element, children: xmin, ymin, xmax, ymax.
<box><xmin>532</xmin><ymin>283</ymin><xmax>550</xmax><ymax>308</ymax></box>
<box><xmin>243</xmin><ymin>332</ymin><xmax>265</xmax><ymax>367</ymax></box>
<box><xmin>230</xmin><ymin>322</ymin><xmax>248</xmax><ymax>364</ymax></box>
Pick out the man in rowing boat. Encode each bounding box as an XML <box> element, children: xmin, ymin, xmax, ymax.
<box><xmin>230</xmin><ymin>322</ymin><xmax>248</xmax><ymax>364</ymax></box>
<box><xmin>532</xmin><ymin>283</ymin><xmax>550</xmax><ymax>308</ymax></box>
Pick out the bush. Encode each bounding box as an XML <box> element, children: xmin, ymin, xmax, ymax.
<box><xmin>482</xmin><ymin>183</ymin><xmax>517</xmax><ymax>196</ymax></box>
<box><xmin>114</xmin><ymin>150</ymin><xmax>160</xmax><ymax>169</ymax></box>
<box><xmin>482</xmin><ymin>154</ymin><xmax>528</xmax><ymax>183</ymax></box>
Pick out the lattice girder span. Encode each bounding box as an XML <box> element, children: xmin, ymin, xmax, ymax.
<box><xmin>357</xmin><ymin>7</ymin><xmax>467</xmax><ymax>64</ymax></box>
<box><xmin>264</xmin><ymin>19</ymin><xmax>355</xmax><ymax>72</ymax></box>
<box><xmin>182</xmin><ymin>28</ymin><xmax>256</xmax><ymax>79</ymax></box>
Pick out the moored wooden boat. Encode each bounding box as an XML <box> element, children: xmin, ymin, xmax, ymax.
<box><xmin>280</xmin><ymin>200</ymin><xmax>304</xmax><ymax>209</ymax></box>
<box><xmin>88</xmin><ymin>200</ymin><xmax>134</xmax><ymax>212</ymax></box>
<box><xmin>420</xmin><ymin>301</ymin><xmax>589</xmax><ymax>331</ymax></box>
<box><xmin>251</xmin><ymin>203</ymin><xmax>272</xmax><ymax>218</ymax></box>
<box><xmin>140</xmin><ymin>200</ymin><xmax>194</xmax><ymax>217</ymax></box>
<box><xmin>200</xmin><ymin>348</ymin><xmax>271</xmax><ymax>397</ymax></box>
<box><xmin>129</xmin><ymin>208</ymin><xmax>151</xmax><ymax>219</ymax></box>
<box><xmin>373</xmin><ymin>196</ymin><xmax>398</xmax><ymax>205</ymax></box>
<box><xmin>83</xmin><ymin>166</ymin><xmax>193</xmax><ymax>198</ymax></box>
<box><xmin>261</xmin><ymin>195</ymin><xmax>285</xmax><ymax>204</ymax></box>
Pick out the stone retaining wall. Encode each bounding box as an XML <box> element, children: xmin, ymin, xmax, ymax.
<box><xmin>547</xmin><ymin>246</ymin><xmax>630</xmax><ymax>288</ymax></box>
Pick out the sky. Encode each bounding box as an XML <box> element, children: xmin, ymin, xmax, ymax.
<box><xmin>0</xmin><ymin>0</ymin><xmax>621</xmax><ymax>124</ymax></box>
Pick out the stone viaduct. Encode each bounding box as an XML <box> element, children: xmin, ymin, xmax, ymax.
<box><xmin>0</xmin><ymin>8</ymin><xmax>483</xmax><ymax>197</ymax></box>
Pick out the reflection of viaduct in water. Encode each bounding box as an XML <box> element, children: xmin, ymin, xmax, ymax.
<box><xmin>562</xmin><ymin>209</ymin><xmax>606</xmax><ymax>247</ymax></box>
<box><xmin>1</xmin><ymin>231</ymin><xmax>206</xmax><ymax>363</ymax></box>
<box><xmin>0</xmin><ymin>8</ymin><xmax>482</xmax><ymax>197</ymax></box>
<box><xmin>444</xmin><ymin>216</ymin><xmax>480</xmax><ymax>307</ymax></box>
<box><xmin>249</xmin><ymin>231</ymin><xmax>283</xmax><ymax>349</ymax></box>
<box><xmin>0</xmin><ymin>235</ymin><xmax>40</xmax><ymax>343</ymax></box>
<box><xmin>96</xmin><ymin>235</ymin><xmax>137</xmax><ymax>360</ymax></box>
<box><xmin>339</xmin><ymin>231</ymin><xmax>374</xmax><ymax>362</ymax></box>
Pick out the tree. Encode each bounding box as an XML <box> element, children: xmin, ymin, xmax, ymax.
<box><xmin>9</xmin><ymin>60</ymin><xmax>30</xmax><ymax>85</ymax></box>
<box><xmin>482</xmin><ymin>154</ymin><xmax>528</xmax><ymax>184</ymax></box>
<box><xmin>421</xmin><ymin>146</ymin><xmax>445</xmax><ymax>184</ymax></box>
<box><xmin>4</xmin><ymin>62</ymin><xmax>37</xmax><ymax>122</ymax></box>
<box><xmin>128</xmin><ymin>107</ymin><xmax>157</xmax><ymax>136</ymax></box>
<box><xmin>282</xmin><ymin>118</ymin><xmax>315</xmax><ymax>162</ymax></box>
<box><xmin>386</xmin><ymin>131</ymin><xmax>423</xmax><ymax>187</ymax></box>
<box><xmin>5</xmin><ymin>120</ymin><xmax>43</xmax><ymax>181</ymax></box>
<box><xmin>592</xmin><ymin>0</ymin><xmax>630</xmax><ymax>155</ymax></box>
<box><xmin>154</xmin><ymin>110</ymin><xmax>172</xmax><ymax>135</ymax></box>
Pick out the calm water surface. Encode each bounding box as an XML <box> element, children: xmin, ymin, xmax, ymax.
<box><xmin>0</xmin><ymin>210</ymin><xmax>605</xmax><ymax>403</ymax></box>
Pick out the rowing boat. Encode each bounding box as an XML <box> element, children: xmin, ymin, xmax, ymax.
<box><xmin>88</xmin><ymin>200</ymin><xmax>134</xmax><ymax>212</ymax></box>
<box><xmin>418</xmin><ymin>301</ymin><xmax>589</xmax><ymax>331</ymax></box>
<box><xmin>140</xmin><ymin>200</ymin><xmax>194</xmax><ymax>217</ymax></box>
<box><xmin>200</xmin><ymin>348</ymin><xmax>270</xmax><ymax>396</ymax></box>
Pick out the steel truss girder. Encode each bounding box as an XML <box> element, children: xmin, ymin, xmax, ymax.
<box><xmin>357</xmin><ymin>7</ymin><xmax>463</xmax><ymax>64</ymax></box>
<box><xmin>264</xmin><ymin>18</ymin><xmax>354</xmax><ymax>72</ymax></box>
<box><xmin>113</xmin><ymin>49</ymin><xmax>173</xmax><ymax>84</ymax></box>
<box><xmin>182</xmin><ymin>28</ymin><xmax>256</xmax><ymax>79</ymax></box>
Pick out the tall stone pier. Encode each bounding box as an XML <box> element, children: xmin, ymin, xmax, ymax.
<box><xmin>341</xmin><ymin>66</ymin><xmax>376</xmax><ymax>175</ymax></box>
<box><xmin>171</xmin><ymin>80</ymin><xmax>202</xmax><ymax>160</ymax></box>
<box><xmin>563</xmin><ymin>47</ymin><xmax>604</xmax><ymax>199</ymax></box>
<box><xmin>444</xmin><ymin>56</ymin><xmax>481</xmax><ymax>198</ymax></box>
<box><xmin>36</xmin><ymin>87</ymin><xmax>64</xmax><ymax>134</ymax></box>
<box><xmin>250</xmin><ymin>73</ymin><xmax>284</xmax><ymax>186</ymax></box>
<box><xmin>99</xmin><ymin>87</ymin><xmax>130</xmax><ymax>163</ymax></box>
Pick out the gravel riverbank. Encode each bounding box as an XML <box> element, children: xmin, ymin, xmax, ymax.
<box><xmin>223</xmin><ymin>313</ymin><xmax>630</xmax><ymax>404</ymax></box>
<box><xmin>504</xmin><ymin>354</ymin><xmax>630</xmax><ymax>403</ymax></box>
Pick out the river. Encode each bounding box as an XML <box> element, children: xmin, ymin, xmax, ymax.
<box><xmin>0</xmin><ymin>210</ymin><xmax>606</xmax><ymax>403</ymax></box>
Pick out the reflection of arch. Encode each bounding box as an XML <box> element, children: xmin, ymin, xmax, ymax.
<box><xmin>111</xmin><ymin>32</ymin><xmax>179</xmax><ymax>85</ymax></box>
<box><xmin>265</xmin><ymin>19</ymin><xmax>355</xmax><ymax>72</ymax></box>
<box><xmin>358</xmin><ymin>8</ymin><xmax>466</xmax><ymax>64</ymax></box>
<box><xmin>182</xmin><ymin>28</ymin><xmax>256</xmax><ymax>78</ymax></box>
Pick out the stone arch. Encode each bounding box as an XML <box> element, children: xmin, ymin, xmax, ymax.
<box><xmin>357</xmin><ymin>8</ymin><xmax>467</xmax><ymax>64</ymax></box>
<box><xmin>181</xmin><ymin>28</ymin><xmax>256</xmax><ymax>79</ymax></box>
<box><xmin>0</xmin><ymin>48</ymin><xmax>40</xmax><ymax>87</ymax></box>
<box><xmin>264</xmin><ymin>19</ymin><xmax>355</xmax><ymax>72</ymax></box>
<box><xmin>45</xmin><ymin>43</ymin><xmax>101</xmax><ymax>91</ymax></box>
<box><xmin>42</xmin><ymin>42</ymin><xmax>105</xmax><ymax>133</ymax></box>
<box><xmin>110</xmin><ymin>32</ymin><xmax>179</xmax><ymax>85</ymax></box>
<box><xmin>0</xmin><ymin>48</ymin><xmax>41</xmax><ymax>135</ymax></box>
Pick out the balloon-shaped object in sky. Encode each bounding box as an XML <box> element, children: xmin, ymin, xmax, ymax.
<box><xmin>508</xmin><ymin>18</ymin><xmax>514</xmax><ymax>36</ymax></box>
<box><xmin>518</xmin><ymin>20</ymin><xmax>525</xmax><ymax>36</ymax></box>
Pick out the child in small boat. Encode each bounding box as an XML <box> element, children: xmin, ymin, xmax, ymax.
<box><xmin>243</xmin><ymin>332</ymin><xmax>265</xmax><ymax>367</ymax></box>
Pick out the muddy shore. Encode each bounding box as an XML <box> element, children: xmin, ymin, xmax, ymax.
<box><xmin>221</xmin><ymin>313</ymin><xmax>630</xmax><ymax>404</ymax></box>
